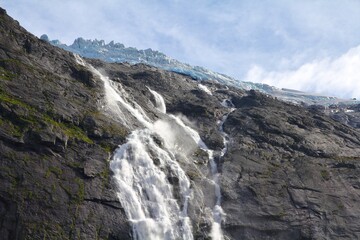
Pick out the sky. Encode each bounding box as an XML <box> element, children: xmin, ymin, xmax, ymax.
<box><xmin>1</xmin><ymin>0</ymin><xmax>360</xmax><ymax>99</ymax></box>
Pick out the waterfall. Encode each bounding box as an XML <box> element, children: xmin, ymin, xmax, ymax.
<box><xmin>198</xmin><ymin>84</ymin><xmax>213</xmax><ymax>95</ymax></box>
<box><xmin>111</xmin><ymin>129</ymin><xmax>193</xmax><ymax>240</ymax></box>
<box><xmin>219</xmin><ymin>99</ymin><xmax>235</xmax><ymax>158</ymax></box>
<box><xmin>75</xmin><ymin>55</ymin><xmax>193</xmax><ymax>240</ymax></box>
<box><xmin>74</xmin><ymin>54</ymin><xmax>231</xmax><ymax>239</ymax></box>
<box><xmin>147</xmin><ymin>87</ymin><xmax>166</xmax><ymax>113</ymax></box>
<box><xmin>210</xmin><ymin>99</ymin><xmax>235</xmax><ymax>240</ymax></box>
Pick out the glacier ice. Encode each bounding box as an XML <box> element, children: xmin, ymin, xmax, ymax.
<box><xmin>47</xmin><ymin>37</ymin><xmax>360</xmax><ymax>107</ymax></box>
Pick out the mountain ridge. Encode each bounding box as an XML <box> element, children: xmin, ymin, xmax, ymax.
<box><xmin>43</xmin><ymin>35</ymin><xmax>360</xmax><ymax>130</ymax></box>
<box><xmin>42</xmin><ymin>35</ymin><xmax>360</xmax><ymax>107</ymax></box>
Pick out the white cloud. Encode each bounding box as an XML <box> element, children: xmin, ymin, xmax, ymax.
<box><xmin>245</xmin><ymin>45</ymin><xmax>360</xmax><ymax>99</ymax></box>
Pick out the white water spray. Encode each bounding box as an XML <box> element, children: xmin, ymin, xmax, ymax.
<box><xmin>111</xmin><ymin>129</ymin><xmax>193</xmax><ymax>240</ymax></box>
<box><xmin>198</xmin><ymin>84</ymin><xmax>213</xmax><ymax>95</ymax></box>
<box><xmin>75</xmin><ymin>54</ymin><xmax>152</xmax><ymax>128</ymax></box>
<box><xmin>148</xmin><ymin>87</ymin><xmax>166</xmax><ymax>113</ymax></box>
<box><xmin>162</xmin><ymin>111</ymin><xmax>226</xmax><ymax>240</ymax></box>
<box><xmin>75</xmin><ymin>54</ymin><xmax>231</xmax><ymax>239</ymax></box>
<box><xmin>75</xmin><ymin>55</ymin><xmax>193</xmax><ymax>240</ymax></box>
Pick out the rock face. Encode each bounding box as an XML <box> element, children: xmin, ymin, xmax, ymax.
<box><xmin>1</xmin><ymin>7</ymin><xmax>360</xmax><ymax>240</ymax></box>
<box><xmin>0</xmin><ymin>8</ymin><xmax>130</xmax><ymax>239</ymax></box>
<box><xmin>221</xmin><ymin>91</ymin><xmax>360</xmax><ymax>239</ymax></box>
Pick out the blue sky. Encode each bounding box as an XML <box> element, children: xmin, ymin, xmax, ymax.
<box><xmin>2</xmin><ymin>0</ymin><xmax>360</xmax><ymax>98</ymax></box>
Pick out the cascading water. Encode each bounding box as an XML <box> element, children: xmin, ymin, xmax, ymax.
<box><xmin>111</xmin><ymin>129</ymin><xmax>193</xmax><ymax>240</ymax></box>
<box><xmin>208</xmin><ymin>99</ymin><xmax>235</xmax><ymax>240</ymax></box>
<box><xmin>198</xmin><ymin>84</ymin><xmax>213</xmax><ymax>95</ymax></box>
<box><xmin>74</xmin><ymin>54</ymin><xmax>231</xmax><ymax>239</ymax></box>
<box><xmin>219</xmin><ymin>99</ymin><xmax>235</xmax><ymax>158</ymax></box>
<box><xmin>147</xmin><ymin>87</ymin><xmax>166</xmax><ymax>114</ymax></box>
<box><xmin>75</xmin><ymin>54</ymin><xmax>193</xmax><ymax>239</ymax></box>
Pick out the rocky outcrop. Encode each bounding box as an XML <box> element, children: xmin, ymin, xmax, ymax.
<box><xmin>326</xmin><ymin>104</ymin><xmax>360</xmax><ymax>129</ymax></box>
<box><xmin>1</xmin><ymin>7</ymin><xmax>360</xmax><ymax>240</ymax></box>
<box><xmin>221</xmin><ymin>91</ymin><xmax>360</xmax><ymax>239</ymax></box>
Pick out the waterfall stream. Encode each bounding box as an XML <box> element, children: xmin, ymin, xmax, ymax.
<box><xmin>74</xmin><ymin>55</ymin><xmax>231</xmax><ymax>240</ymax></box>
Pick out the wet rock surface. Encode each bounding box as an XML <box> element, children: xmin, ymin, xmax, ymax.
<box><xmin>1</xmin><ymin>7</ymin><xmax>360</xmax><ymax>240</ymax></box>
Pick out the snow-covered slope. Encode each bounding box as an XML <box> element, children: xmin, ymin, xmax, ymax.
<box><xmin>42</xmin><ymin>35</ymin><xmax>359</xmax><ymax>106</ymax></box>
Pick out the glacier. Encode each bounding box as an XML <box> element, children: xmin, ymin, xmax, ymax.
<box><xmin>41</xmin><ymin>35</ymin><xmax>359</xmax><ymax>106</ymax></box>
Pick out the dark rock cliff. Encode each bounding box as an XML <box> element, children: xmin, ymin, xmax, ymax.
<box><xmin>0</xmin><ymin>8</ymin><xmax>129</xmax><ymax>239</ymax></box>
<box><xmin>1</xmin><ymin>7</ymin><xmax>360</xmax><ymax>240</ymax></box>
<box><xmin>221</xmin><ymin>91</ymin><xmax>360</xmax><ymax>239</ymax></box>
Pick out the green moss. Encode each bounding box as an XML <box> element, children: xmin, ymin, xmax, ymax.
<box><xmin>0</xmin><ymin>118</ymin><xmax>23</xmax><ymax>138</ymax></box>
<box><xmin>41</xmin><ymin>155</ymin><xmax>51</xmax><ymax>161</ymax></box>
<box><xmin>9</xmin><ymin>175</ymin><xmax>20</xmax><ymax>190</ymax></box>
<box><xmin>0</xmin><ymin>166</ymin><xmax>12</xmax><ymax>175</ymax></box>
<box><xmin>22</xmin><ymin>155</ymin><xmax>31</xmax><ymax>163</ymax></box>
<box><xmin>63</xmin><ymin>123</ymin><xmax>93</xmax><ymax>144</ymax></box>
<box><xmin>43</xmin><ymin>115</ymin><xmax>93</xmax><ymax>144</ymax></box>
<box><xmin>66</xmin><ymin>161</ymin><xmax>82</xmax><ymax>169</ymax></box>
<box><xmin>0</xmin><ymin>91</ymin><xmax>34</xmax><ymax>110</ymax></box>
<box><xmin>25</xmin><ymin>190</ymin><xmax>34</xmax><ymax>200</ymax></box>
<box><xmin>4</xmin><ymin>149</ymin><xmax>19</xmax><ymax>161</ymax></box>
<box><xmin>0</xmin><ymin>66</ymin><xmax>16</xmax><ymax>81</ymax></box>
<box><xmin>8</xmin><ymin>105</ymin><xmax>90</xmax><ymax>144</ymax></box>
<box><xmin>0</xmin><ymin>88</ymin><xmax>93</xmax><ymax>144</ymax></box>
<box><xmin>333</xmin><ymin>156</ymin><xmax>360</xmax><ymax>161</ymax></box>
<box><xmin>0</xmin><ymin>59</ymin><xmax>36</xmax><ymax>73</ymax></box>
<box><xmin>99</xmin><ymin>142</ymin><xmax>113</xmax><ymax>153</ymax></box>
<box><xmin>0</xmin><ymin>59</ymin><xmax>23</xmax><ymax>65</ymax></box>
<box><xmin>98</xmin><ymin>167</ymin><xmax>110</xmax><ymax>189</ymax></box>
<box><xmin>106</xmin><ymin>124</ymin><xmax>128</xmax><ymax>137</ymax></box>
<box><xmin>75</xmin><ymin>178</ymin><xmax>85</xmax><ymax>203</ymax></box>
<box><xmin>45</xmin><ymin>169</ymin><xmax>51</xmax><ymax>178</ymax></box>
<box><xmin>51</xmin><ymin>183</ymin><xmax>57</xmax><ymax>192</ymax></box>
<box><xmin>45</xmin><ymin>166</ymin><xmax>63</xmax><ymax>179</ymax></box>
<box><xmin>87</xmin><ymin>111</ymin><xmax>128</xmax><ymax>136</ymax></box>
<box><xmin>0</xmin><ymin>91</ymin><xmax>37</xmax><ymax>136</ymax></box>
<box><xmin>99</xmin><ymin>168</ymin><xmax>109</xmax><ymax>180</ymax></box>
<box><xmin>24</xmin><ymin>221</ymin><xmax>67</xmax><ymax>240</ymax></box>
